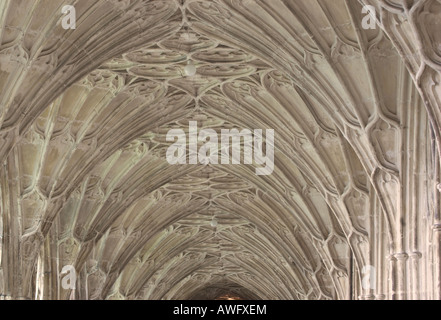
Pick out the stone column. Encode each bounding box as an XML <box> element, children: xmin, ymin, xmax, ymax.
<box><xmin>387</xmin><ymin>255</ymin><xmax>397</xmax><ymax>300</ymax></box>
<box><xmin>394</xmin><ymin>253</ymin><xmax>409</xmax><ymax>300</ymax></box>
<box><xmin>433</xmin><ymin>224</ymin><xmax>441</xmax><ymax>300</ymax></box>
<box><xmin>409</xmin><ymin>252</ymin><xmax>422</xmax><ymax>300</ymax></box>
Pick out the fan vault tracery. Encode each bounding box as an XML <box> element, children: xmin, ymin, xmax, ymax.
<box><xmin>0</xmin><ymin>0</ymin><xmax>440</xmax><ymax>300</ymax></box>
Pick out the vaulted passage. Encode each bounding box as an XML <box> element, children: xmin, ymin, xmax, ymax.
<box><xmin>0</xmin><ymin>0</ymin><xmax>440</xmax><ymax>300</ymax></box>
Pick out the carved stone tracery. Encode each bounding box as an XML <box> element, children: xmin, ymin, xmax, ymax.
<box><xmin>0</xmin><ymin>0</ymin><xmax>440</xmax><ymax>300</ymax></box>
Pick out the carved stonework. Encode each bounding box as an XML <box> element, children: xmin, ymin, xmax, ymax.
<box><xmin>0</xmin><ymin>0</ymin><xmax>439</xmax><ymax>300</ymax></box>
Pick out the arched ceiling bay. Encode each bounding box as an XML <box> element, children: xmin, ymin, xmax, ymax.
<box><xmin>0</xmin><ymin>0</ymin><xmax>437</xmax><ymax>300</ymax></box>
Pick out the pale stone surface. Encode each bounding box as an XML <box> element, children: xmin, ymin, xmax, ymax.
<box><xmin>0</xmin><ymin>0</ymin><xmax>440</xmax><ymax>300</ymax></box>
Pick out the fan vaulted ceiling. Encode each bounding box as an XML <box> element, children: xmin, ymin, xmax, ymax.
<box><xmin>0</xmin><ymin>0</ymin><xmax>440</xmax><ymax>300</ymax></box>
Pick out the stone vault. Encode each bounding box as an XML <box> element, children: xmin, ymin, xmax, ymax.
<box><xmin>0</xmin><ymin>0</ymin><xmax>440</xmax><ymax>300</ymax></box>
